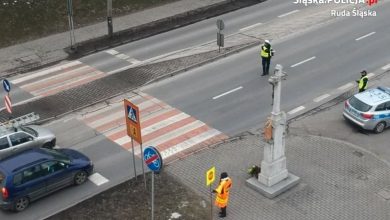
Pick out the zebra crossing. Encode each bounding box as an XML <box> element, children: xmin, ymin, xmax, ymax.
<box><xmin>10</xmin><ymin>61</ymin><xmax>106</xmax><ymax>98</ymax></box>
<box><xmin>80</xmin><ymin>92</ymin><xmax>228</xmax><ymax>163</ymax></box>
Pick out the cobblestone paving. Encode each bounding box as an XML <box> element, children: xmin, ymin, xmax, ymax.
<box><xmin>166</xmin><ymin>134</ymin><xmax>390</xmax><ymax>220</ymax></box>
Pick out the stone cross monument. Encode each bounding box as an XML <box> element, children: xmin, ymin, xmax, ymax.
<box><xmin>246</xmin><ymin>64</ymin><xmax>300</xmax><ymax>198</ymax></box>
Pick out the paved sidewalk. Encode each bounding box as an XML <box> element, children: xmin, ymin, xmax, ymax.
<box><xmin>166</xmin><ymin>132</ymin><xmax>390</xmax><ymax>220</ymax></box>
<box><xmin>0</xmin><ymin>0</ymin><xmax>227</xmax><ymax>77</ymax></box>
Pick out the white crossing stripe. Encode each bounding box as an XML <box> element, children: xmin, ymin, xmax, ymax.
<box><xmin>20</xmin><ymin>66</ymin><xmax>90</xmax><ymax>89</ymax></box>
<box><xmin>88</xmin><ymin>173</ymin><xmax>109</xmax><ymax>186</ymax></box>
<box><xmin>142</xmin><ymin>121</ymin><xmax>206</xmax><ymax>147</ymax></box>
<box><xmin>116</xmin><ymin>54</ymin><xmax>130</xmax><ymax>59</ymax></box>
<box><xmin>11</xmin><ymin>61</ymin><xmax>81</xmax><ymax>84</ymax></box>
<box><xmin>161</xmin><ymin>129</ymin><xmax>221</xmax><ymax>159</ymax></box>
<box><xmin>127</xmin><ymin>58</ymin><xmax>141</xmax><ymax>64</ymax></box>
<box><xmin>105</xmin><ymin>49</ymin><xmax>119</xmax><ymax>55</ymax></box>
<box><xmin>381</xmin><ymin>64</ymin><xmax>390</xmax><ymax>70</ymax></box>
<box><xmin>142</xmin><ymin>112</ymin><xmax>189</xmax><ymax>135</ymax></box>
<box><xmin>288</xmin><ymin>106</ymin><xmax>305</xmax><ymax>115</ymax></box>
<box><xmin>337</xmin><ymin>82</ymin><xmax>354</xmax><ymax>91</ymax></box>
<box><xmin>114</xmin><ymin>112</ymin><xmax>190</xmax><ymax>146</ymax></box>
<box><xmin>313</xmin><ymin>94</ymin><xmax>330</xmax><ymax>102</ymax></box>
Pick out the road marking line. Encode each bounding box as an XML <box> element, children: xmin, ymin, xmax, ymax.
<box><xmin>212</xmin><ymin>86</ymin><xmax>243</xmax><ymax>100</ymax></box>
<box><xmin>288</xmin><ymin>106</ymin><xmax>305</xmax><ymax>115</ymax></box>
<box><xmin>107</xmin><ymin>64</ymin><xmax>136</xmax><ymax>75</ymax></box>
<box><xmin>355</xmin><ymin>32</ymin><xmax>376</xmax><ymax>41</ymax></box>
<box><xmin>313</xmin><ymin>94</ymin><xmax>330</xmax><ymax>102</ymax></box>
<box><xmin>160</xmin><ymin>129</ymin><xmax>221</xmax><ymax>159</ymax></box>
<box><xmin>278</xmin><ymin>9</ymin><xmax>299</xmax><ymax>18</ymax></box>
<box><xmin>367</xmin><ymin>72</ymin><xmax>375</xmax><ymax>79</ymax></box>
<box><xmin>11</xmin><ymin>61</ymin><xmax>82</xmax><ymax>84</ymax></box>
<box><xmin>127</xmin><ymin>58</ymin><xmax>141</xmax><ymax>64</ymax></box>
<box><xmin>88</xmin><ymin>173</ymin><xmax>109</xmax><ymax>186</ymax></box>
<box><xmin>337</xmin><ymin>82</ymin><xmax>354</xmax><ymax>91</ymax></box>
<box><xmin>116</xmin><ymin>54</ymin><xmax>130</xmax><ymax>59</ymax></box>
<box><xmin>290</xmin><ymin>56</ymin><xmax>316</xmax><ymax>68</ymax></box>
<box><xmin>239</xmin><ymin>22</ymin><xmax>263</xmax><ymax>32</ymax></box>
<box><xmin>105</xmin><ymin>49</ymin><xmax>119</xmax><ymax>55</ymax></box>
<box><xmin>381</xmin><ymin>63</ymin><xmax>390</xmax><ymax>70</ymax></box>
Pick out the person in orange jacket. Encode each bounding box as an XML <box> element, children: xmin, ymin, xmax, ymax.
<box><xmin>213</xmin><ymin>172</ymin><xmax>232</xmax><ymax>218</ymax></box>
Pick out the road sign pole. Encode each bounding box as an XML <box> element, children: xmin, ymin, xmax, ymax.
<box><xmin>143</xmin><ymin>146</ymin><xmax>163</xmax><ymax>220</ymax></box>
<box><xmin>140</xmin><ymin>143</ymin><xmax>146</xmax><ymax>189</ymax></box>
<box><xmin>107</xmin><ymin>0</ymin><xmax>113</xmax><ymax>38</ymax></box>
<box><xmin>218</xmin><ymin>30</ymin><xmax>221</xmax><ymax>53</ymax></box>
<box><xmin>210</xmin><ymin>185</ymin><xmax>213</xmax><ymax>220</ymax></box>
<box><xmin>151</xmin><ymin>172</ymin><xmax>154</xmax><ymax>220</ymax></box>
<box><xmin>131</xmin><ymin>137</ymin><xmax>137</xmax><ymax>180</ymax></box>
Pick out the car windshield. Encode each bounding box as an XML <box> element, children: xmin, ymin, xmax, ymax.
<box><xmin>20</xmin><ymin>126</ymin><xmax>38</xmax><ymax>137</ymax></box>
<box><xmin>40</xmin><ymin>148</ymin><xmax>71</xmax><ymax>164</ymax></box>
<box><xmin>349</xmin><ymin>96</ymin><xmax>372</xmax><ymax>112</ymax></box>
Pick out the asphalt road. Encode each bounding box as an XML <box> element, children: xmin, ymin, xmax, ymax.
<box><xmin>79</xmin><ymin>0</ymin><xmax>308</xmax><ymax>73</ymax></box>
<box><xmin>143</xmin><ymin>2</ymin><xmax>390</xmax><ymax>136</ymax></box>
<box><xmin>0</xmin><ymin>118</ymin><xmax>145</xmax><ymax>220</ymax></box>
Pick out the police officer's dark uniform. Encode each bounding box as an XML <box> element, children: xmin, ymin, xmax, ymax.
<box><xmin>260</xmin><ymin>40</ymin><xmax>274</xmax><ymax>76</ymax></box>
<box><xmin>356</xmin><ymin>70</ymin><xmax>368</xmax><ymax>93</ymax></box>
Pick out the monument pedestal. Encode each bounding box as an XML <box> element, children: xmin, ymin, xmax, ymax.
<box><xmin>246</xmin><ymin>173</ymin><xmax>300</xmax><ymax>198</ymax></box>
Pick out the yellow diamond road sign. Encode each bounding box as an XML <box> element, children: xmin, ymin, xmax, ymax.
<box><xmin>206</xmin><ymin>166</ymin><xmax>215</xmax><ymax>186</ymax></box>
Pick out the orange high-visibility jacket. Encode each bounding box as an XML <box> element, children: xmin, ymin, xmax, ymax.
<box><xmin>214</xmin><ymin>177</ymin><xmax>232</xmax><ymax>208</ymax></box>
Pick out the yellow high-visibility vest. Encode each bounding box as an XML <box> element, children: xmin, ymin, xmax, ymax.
<box><xmin>359</xmin><ymin>76</ymin><xmax>368</xmax><ymax>90</ymax></box>
<box><xmin>214</xmin><ymin>178</ymin><xmax>232</xmax><ymax>208</ymax></box>
<box><xmin>261</xmin><ymin>45</ymin><xmax>271</xmax><ymax>58</ymax></box>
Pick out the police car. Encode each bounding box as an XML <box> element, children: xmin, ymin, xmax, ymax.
<box><xmin>343</xmin><ymin>86</ymin><xmax>390</xmax><ymax>133</ymax></box>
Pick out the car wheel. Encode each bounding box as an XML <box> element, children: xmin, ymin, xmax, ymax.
<box><xmin>43</xmin><ymin>140</ymin><xmax>55</xmax><ymax>149</ymax></box>
<box><xmin>42</xmin><ymin>143</ymin><xmax>51</xmax><ymax>149</ymax></box>
<box><xmin>374</xmin><ymin>122</ymin><xmax>386</xmax><ymax>134</ymax></box>
<box><xmin>74</xmin><ymin>171</ymin><xmax>88</xmax><ymax>185</ymax></box>
<box><xmin>14</xmin><ymin>197</ymin><xmax>29</xmax><ymax>212</ymax></box>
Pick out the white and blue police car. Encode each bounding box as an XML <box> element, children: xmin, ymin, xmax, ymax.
<box><xmin>343</xmin><ymin>86</ymin><xmax>390</xmax><ymax>133</ymax></box>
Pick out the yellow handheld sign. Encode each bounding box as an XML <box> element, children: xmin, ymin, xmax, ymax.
<box><xmin>206</xmin><ymin>166</ymin><xmax>215</xmax><ymax>186</ymax></box>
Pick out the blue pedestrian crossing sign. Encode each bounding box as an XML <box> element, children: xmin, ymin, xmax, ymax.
<box><xmin>127</xmin><ymin>106</ymin><xmax>137</xmax><ymax>123</ymax></box>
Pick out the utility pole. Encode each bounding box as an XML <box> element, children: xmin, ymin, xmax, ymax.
<box><xmin>107</xmin><ymin>0</ymin><xmax>113</xmax><ymax>38</ymax></box>
<box><xmin>216</xmin><ymin>19</ymin><xmax>224</xmax><ymax>53</ymax></box>
<box><xmin>246</xmin><ymin>64</ymin><xmax>300</xmax><ymax>198</ymax></box>
<box><xmin>67</xmin><ymin>0</ymin><xmax>76</xmax><ymax>50</ymax></box>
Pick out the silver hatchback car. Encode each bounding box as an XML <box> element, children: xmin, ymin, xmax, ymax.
<box><xmin>343</xmin><ymin>86</ymin><xmax>390</xmax><ymax>133</ymax></box>
<box><xmin>0</xmin><ymin>125</ymin><xmax>56</xmax><ymax>160</ymax></box>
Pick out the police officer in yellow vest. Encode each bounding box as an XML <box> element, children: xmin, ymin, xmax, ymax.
<box><xmin>260</xmin><ymin>40</ymin><xmax>274</xmax><ymax>76</ymax></box>
<box><xmin>356</xmin><ymin>70</ymin><xmax>368</xmax><ymax>93</ymax></box>
<box><xmin>212</xmin><ymin>172</ymin><xmax>232</xmax><ymax>218</ymax></box>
